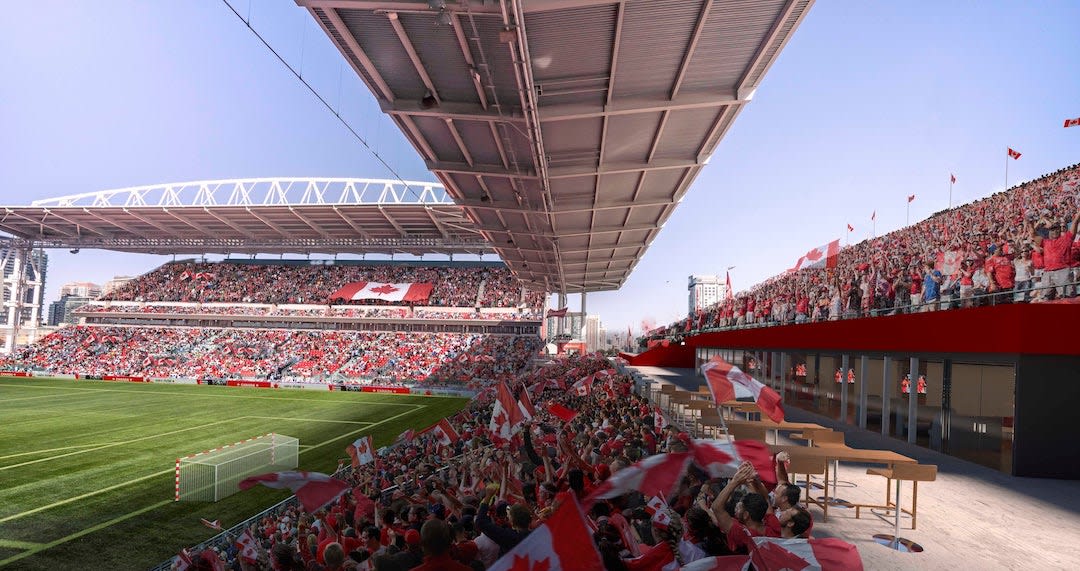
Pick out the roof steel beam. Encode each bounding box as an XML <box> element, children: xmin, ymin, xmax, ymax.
<box><xmin>80</xmin><ymin>208</ymin><xmax>153</xmax><ymax>237</ymax></box>
<box><xmin>321</xmin><ymin>8</ymin><xmax>396</xmax><ymax>101</ymax></box>
<box><xmin>539</xmin><ymin>90</ymin><xmax>743</xmax><ymax>122</ymax></box>
<box><xmin>425</xmin><ymin>161</ymin><xmax>538</xmax><ymax>179</ymax></box>
<box><xmin>2</xmin><ymin>209</ymin><xmax>78</xmax><ymax>238</ymax></box>
<box><xmin>386</xmin><ymin>12</ymin><xmax>441</xmax><ymax>104</ymax></box>
<box><xmin>201</xmin><ymin>208</ymin><xmax>259</xmax><ymax>239</ymax></box>
<box><xmin>737</xmin><ymin>0</ymin><xmax>805</xmax><ymax>95</ymax></box>
<box><xmin>670</xmin><ymin>0</ymin><xmax>714</xmax><ymax>99</ymax></box>
<box><xmin>379</xmin><ymin>100</ymin><xmax>524</xmax><ymax>123</ymax></box>
<box><xmin>120</xmin><ymin>208</ymin><xmax>185</xmax><ymax>238</ymax></box>
<box><xmin>548</xmin><ymin>158</ymin><xmax>702</xmax><ymax>179</ymax></box>
<box><xmin>450</xmin><ymin>13</ymin><xmax>489</xmax><ymax>110</ymax></box>
<box><xmin>41</xmin><ymin>209</ymin><xmax>109</xmax><ymax>237</ymax></box>
<box><xmin>330</xmin><ymin>206</ymin><xmax>374</xmax><ymax>240</ymax></box>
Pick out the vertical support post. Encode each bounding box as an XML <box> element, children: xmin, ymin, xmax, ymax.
<box><xmin>557</xmin><ymin>292</ymin><xmax>567</xmax><ymax>336</ymax></box>
<box><xmin>882</xmin><ymin>356</ymin><xmax>892</xmax><ymax>436</ymax></box>
<box><xmin>858</xmin><ymin>355</ymin><xmax>869</xmax><ymax>428</ymax></box>
<box><xmin>779</xmin><ymin>352</ymin><xmax>787</xmax><ymax>404</ymax></box>
<box><xmin>908</xmin><ymin>357</ymin><xmax>919</xmax><ymax>444</ymax></box>
<box><xmin>840</xmin><ymin>354</ymin><xmax>850</xmax><ymax>423</ymax></box>
<box><xmin>3</xmin><ymin>247</ymin><xmax>29</xmax><ymax>355</ymax></box>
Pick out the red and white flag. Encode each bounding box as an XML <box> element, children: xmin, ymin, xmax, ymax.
<box><xmin>749</xmin><ymin>537</ymin><xmax>864</xmax><ymax>571</ymax></box>
<box><xmin>238</xmin><ymin>471</ymin><xmax>350</xmax><ymax>513</ymax></box>
<box><xmin>571</xmin><ymin>374</ymin><xmax>594</xmax><ymax>396</ymax></box>
<box><xmin>1008</xmin><ymin>147</ymin><xmax>1022</xmax><ymax>160</ymax></box>
<box><xmin>907</xmin><ymin>194</ymin><xmax>916</xmax><ymax>203</ymax></box>
<box><xmin>690</xmin><ymin>438</ymin><xmax>777</xmax><ymax>485</ymax></box>
<box><xmin>200</xmin><ymin>518</ymin><xmax>223</xmax><ymax>531</ymax></box>
<box><xmin>396</xmin><ymin>429</ymin><xmax>416</xmax><ymax>444</ymax></box>
<box><xmin>701</xmin><ymin>357</ymin><xmax>784</xmax><ymax>423</ymax></box>
<box><xmin>431</xmin><ymin>418</ymin><xmax>459</xmax><ymax>447</ymax></box>
<box><xmin>174</xmin><ymin>548</ymin><xmax>194</xmax><ymax>571</ymax></box>
<box><xmin>548</xmin><ymin>402</ymin><xmax>579</xmax><ymax>423</ymax></box>
<box><xmin>488</xmin><ymin>499</ymin><xmax>604</xmax><ymax>571</ymax></box>
<box><xmin>1066</xmin><ymin>117</ymin><xmax>1080</xmax><ymax>128</ymax></box>
<box><xmin>725</xmin><ymin>271</ymin><xmax>733</xmax><ymax>299</ymax></box>
<box><xmin>328</xmin><ymin>281</ymin><xmax>434</xmax><ymax>303</ymax></box>
<box><xmin>584</xmin><ymin>452</ymin><xmax>693</xmax><ymax>505</ymax></box>
<box><xmin>489</xmin><ymin>381</ymin><xmax>525</xmax><ymax>441</ymax></box>
<box><xmin>950</xmin><ymin>173</ymin><xmax>957</xmax><ymax>184</ymax></box>
<box><xmin>644</xmin><ymin>495</ymin><xmax>666</xmax><ymax>515</ymax></box>
<box><xmin>546</xmin><ymin>307</ymin><xmax>569</xmax><ymax>318</ymax></box>
<box><xmin>518</xmin><ymin>388</ymin><xmax>537</xmax><ymax>420</ymax></box>
<box><xmin>846</xmin><ymin>224</ymin><xmax>854</xmax><ymax>232</ymax></box>
<box><xmin>346</xmin><ymin>435</ymin><xmax>374</xmax><ymax>467</ymax></box>
<box><xmin>791</xmin><ymin>239</ymin><xmax>840</xmax><ymax>272</ymax></box>
<box><xmin>870</xmin><ymin>210</ymin><xmax>876</xmax><ymax>221</ymax></box>
<box><xmin>236</xmin><ymin>529</ymin><xmax>260</xmax><ymax>564</ymax></box>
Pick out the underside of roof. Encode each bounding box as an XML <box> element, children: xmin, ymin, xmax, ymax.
<box><xmin>300</xmin><ymin>0</ymin><xmax>813</xmax><ymax>292</ymax></box>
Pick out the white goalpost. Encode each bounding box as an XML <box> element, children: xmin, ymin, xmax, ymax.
<box><xmin>175</xmin><ymin>433</ymin><xmax>299</xmax><ymax>502</ymax></box>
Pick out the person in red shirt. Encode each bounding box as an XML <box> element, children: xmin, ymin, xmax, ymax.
<box><xmin>985</xmin><ymin>244</ymin><xmax>1016</xmax><ymax>305</ymax></box>
<box><xmin>1031</xmin><ymin>212</ymin><xmax>1080</xmax><ymax>299</ymax></box>
<box><xmin>710</xmin><ymin>463</ymin><xmax>778</xmax><ymax>555</ymax></box>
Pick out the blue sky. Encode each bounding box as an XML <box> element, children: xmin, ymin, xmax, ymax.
<box><xmin>1</xmin><ymin>1</ymin><xmax>1078</xmax><ymax>335</ymax></box>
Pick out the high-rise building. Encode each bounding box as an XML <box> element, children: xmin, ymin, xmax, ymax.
<box><xmin>48</xmin><ymin>295</ymin><xmax>91</xmax><ymax>326</ymax></box>
<box><xmin>60</xmin><ymin>281</ymin><xmax>102</xmax><ymax>299</ymax></box>
<box><xmin>546</xmin><ymin>312</ymin><xmax>584</xmax><ymax>341</ymax></box>
<box><xmin>102</xmin><ymin>275</ymin><xmax>134</xmax><ymax>296</ymax></box>
<box><xmin>584</xmin><ymin>315</ymin><xmax>605</xmax><ymax>353</ymax></box>
<box><xmin>688</xmin><ymin>274</ymin><xmax>725</xmax><ymax>315</ymax></box>
<box><xmin>1</xmin><ymin>247</ymin><xmax>48</xmax><ymax>326</ymax></box>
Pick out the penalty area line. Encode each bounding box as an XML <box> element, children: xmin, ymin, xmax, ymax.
<box><xmin>0</xmin><ymin>443</ymin><xmax>121</xmax><ymax>462</ymax></box>
<box><xmin>0</xmin><ymin>499</ymin><xmax>172</xmax><ymax>568</ymax></box>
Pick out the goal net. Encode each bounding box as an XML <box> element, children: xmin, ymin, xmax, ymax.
<box><xmin>175</xmin><ymin>433</ymin><xmax>299</xmax><ymax>502</ymax></box>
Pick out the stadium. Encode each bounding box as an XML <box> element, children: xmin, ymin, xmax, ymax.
<box><xmin>1</xmin><ymin>1</ymin><xmax>1078</xmax><ymax>570</ymax></box>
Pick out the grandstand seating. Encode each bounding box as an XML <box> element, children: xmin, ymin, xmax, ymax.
<box><xmin>101</xmin><ymin>261</ymin><xmax>539</xmax><ymax>308</ymax></box>
<box><xmin>73</xmin><ymin>303</ymin><xmax>542</xmax><ymax>321</ymax></box>
<box><xmin>671</xmin><ymin>164</ymin><xmax>1080</xmax><ymax>334</ymax></box>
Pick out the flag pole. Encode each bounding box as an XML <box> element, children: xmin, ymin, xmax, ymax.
<box><xmin>949</xmin><ymin>178</ymin><xmax>953</xmax><ymax>209</ymax></box>
<box><xmin>906</xmin><ymin>200</ymin><xmax>910</xmax><ymax>226</ymax></box>
<box><xmin>1004</xmin><ymin>147</ymin><xmax>1009</xmax><ymax>191</ymax></box>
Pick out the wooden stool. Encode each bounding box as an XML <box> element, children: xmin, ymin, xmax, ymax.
<box><xmin>861</xmin><ymin>463</ymin><xmax>937</xmax><ymax>530</ymax></box>
<box><xmin>787</xmin><ymin>455</ymin><xmax>828</xmax><ymax>503</ymax></box>
<box><xmin>727</xmin><ymin>424</ymin><xmax>768</xmax><ymax>442</ymax></box>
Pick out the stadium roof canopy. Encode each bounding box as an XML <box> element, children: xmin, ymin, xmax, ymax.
<box><xmin>299</xmin><ymin>0</ymin><xmax>813</xmax><ymax>292</ymax></box>
<box><xmin>0</xmin><ymin>178</ymin><xmax>491</xmax><ymax>257</ymax></box>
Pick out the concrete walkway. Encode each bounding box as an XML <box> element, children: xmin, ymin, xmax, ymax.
<box><xmin>629</xmin><ymin>366</ymin><xmax>1080</xmax><ymax>570</ymax></box>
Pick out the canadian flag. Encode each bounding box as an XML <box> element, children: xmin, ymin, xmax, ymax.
<box><xmin>1066</xmin><ymin>117</ymin><xmax>1080</xmax><ymax>128</ymax></box>
<box><xmin>346</xmin><ymin>435</ymin><xmax>374</xmax><ymax>467</ymax></box>
<box><xmin>328</xmin><ymin>281</ymin><xmax>434</xmax><ymax>303</ymax></box>
<box><xmin>690</xmin><ymin>438</ymin><xmax>777</xmax><ymax>485</ymax></box>
<box><xmin>488</xmin><ymin>499</ymin><xmax>604</xmax><ymax>571</ymax></box>
<box><xmin>571</xmin><ymin>374</ymin><xmax>594</xmax><ymax>396</ymax></box>
<box><xmin>1008</xmin><ymin>147</ymin><xmax>1022</xmax><ymax>160</ymax></box>
<box><xmin>238</xmin><ymin>471</ymin><xmax>350</xmax><ymax>513</ymax></box>
<box><xmin>644</xmin><ymin>495</ymin><xmax>666</xmax><ymax>515</ymax></box>
<box><xmin>791</xmin><ymin>239</ymin><xmax>840</xmax><ymax>272</ymax></box>
<box><xmin>180</xmin><ymin>269</ymin><xmax>194</xmax><ymax>281</ymax></box>
<box><xmin>200</xmin><ymin>518</ymin><xmax>223</xmax><ymax>531</ymax></box>
<box><xmin>870</xmin><ymin>210</ymin><xmax>876</xmax><ymax>221</ymax></box>
<box><xmin>950</xmin><ymin>173</ymin><xmax>957</xmax><ymax>184</ymax></box>
<box><xmin>652</xmin><ymin>507</ymin><xmax>672</xmax><ymax>528</ymax></box>
<box><xmin>548</xmin><ymin>402</ymin><xmax>579</xmax><ymax>423</ymax></box>
<box><xmin>847</xmin><ymin>223</ymin><xmax>854</xmax><ymax>232</ymax></box>
<box><xmin>489</xmin><ymin>381</ymin><xmax>525</xmax><ymax>441</ymax></box>
<box><xmin>907</xmin><ymin>194</ymin><xmax>916</xmax><ymax>203</ymax></box>
<box><xmin>174</xmin><ymin>548</ymin><xmax>194</xmax><ymax>571</ymax></box>
<box><xmin>431</xmin><ymin>418</ymin><xmax>459</xmax><ymax>447</ymax></box>
<box><xmin>236</xmin><ymin>529</ymin><xmax>260</xmax><ymax>564</ymax></box>
<box><xmin>701</xmin><ymin>356</ymin><xmax>784</xmax><ymax>423</ymax></box>
<box><xmin>396</xmin><ymin>429</ymin><xmax>416</xmax><ymax>444</ymax></box>
<box><xmin>517</xmin><ymin>388</ymin><xmax>537</xmax><ymax>420</ymax></box>
<box><xmin>584</xmin><ymin>452</ymin><xmax>693</xmax><ymax>505</ymax></box>
<box><xmin>749</xmin><ymin>537</ymin><xmax>864</xmax><ymax>570</ymax></box>
<box><xmin>654</xmin><ymin>406</ymin><xmax>668</xmax><ymax>432</ymax></box>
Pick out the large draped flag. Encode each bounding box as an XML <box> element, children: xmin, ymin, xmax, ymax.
<box><xmin>790</xmin><ymin>239</ymin><xmax>840</xmax><ymax>272</ymax></box>
<box><xmin>346</xmin><ymin>435</ymin><xmax>375</xmax><ymax>467</ymax></box>
<box><xmin>238</xmin><ymin>471</ymin><xmax>350</xmax><ymax>513</ymax></box>
<box><xmin>691</xmin><ymin>438</ymin><xmax>777</xmax><ymax>485</ymax></box>
<box><xmin>584</xmin><ymin>452</ymin><xmax>693</xmax><ymax>505</ymax></box>
<box><xmin>548</xmin><ymin>402</ymin><xmax>579</xmax><ymax>423</ymax></box>
<box><xmin>682</xmin><ymin>555</ymin><xmax>752</xmax><ymax>570</ymax></box>
<box><xmin>701</xmin><ymin>356</ymin><xmax>784</xmax><ymax>423</ymax></box>
<box><xmin>749</xmin><ymin>537</ymin><xmax>863</xmax><ymax>571</ymax></box>
<box><xmin>488</xmin><ymin>499</ymin><xmax>604</xmax><ymax>571</ymax></box>
<box><xmin>328</xmin><ymin>281</ymin><xmax>433</xmax><ymax>303</ymax></box>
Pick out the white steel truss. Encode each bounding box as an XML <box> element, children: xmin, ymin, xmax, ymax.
<box><xmin>29</xmin><ymin>178</ymin><xmax>453</xmax><ymax>208</ymax></box>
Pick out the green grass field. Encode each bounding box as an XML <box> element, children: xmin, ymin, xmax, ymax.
<box><xmin>0</xmin><ymin>378</ymin><xmax>467</xmax><ymax>570</ymax></box>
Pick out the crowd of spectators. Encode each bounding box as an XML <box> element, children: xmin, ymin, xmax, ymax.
<box><xmin>168</xmin><ymin>354</ymin><xmax>830</xmax><ymax>571</ymax></box>
<box><xmin>670</xmin><ymin>164</ymin><xmax>1080</xmax><ymax>334</ymax></box>
<box><xmin>102</xmin><ymin>263</ymin><xmax>539</xmax><ymax>309</ymax></box>
<box><xmin>0</xmin><ymin>326</ymin><xmax>538</xmax><ymax>386</ymax></box>
<box><xmin>75</xmin><ymin>304</ymin><xmax>542</xmax><ymax>321</ymax></box>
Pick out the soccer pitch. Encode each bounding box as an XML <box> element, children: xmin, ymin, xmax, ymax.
<box><xmin>0</xmin><ymin>378</ymin><xmax>467</xmax><ymax>570</ymax></box>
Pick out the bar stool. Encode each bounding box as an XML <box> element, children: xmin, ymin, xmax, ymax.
<box><xmin>864</xmin><ymin>463</ymin><xmax>937</xmax><ymax>531</ymax></box>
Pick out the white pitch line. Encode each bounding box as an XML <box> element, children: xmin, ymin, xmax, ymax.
<box><xmin>241</xmin><ymin>416</ymin><xmax>376</xmax><ymax>425</ymax></box>
<box><xmin>0</xmin><ymin>382</ymin><xmax>422</xmax><ymax>405</ymax></box>
<box><xmin>0</xmin><ymin>469</ymin><xmax>174</xmax><ymax>524</ymax></box>
<box><xmin>0</xmin><ymin>443</ymin><xmax>121</xmax><ymax>461</ymax></box>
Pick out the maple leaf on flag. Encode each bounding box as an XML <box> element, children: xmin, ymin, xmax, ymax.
<box><xmin>371</xmin><ymin>284</ymin><xmax>399</xmax><ymax>295</ymax></box>
<box><xmin>804</xmin><ymin>247</ymin><xmax>822</xmax><ymax>261</ymax></box>
<box><xmin>509</xmin><ymin>554</ymin><xmax>552</xmax><ymax>571</ymax></box>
